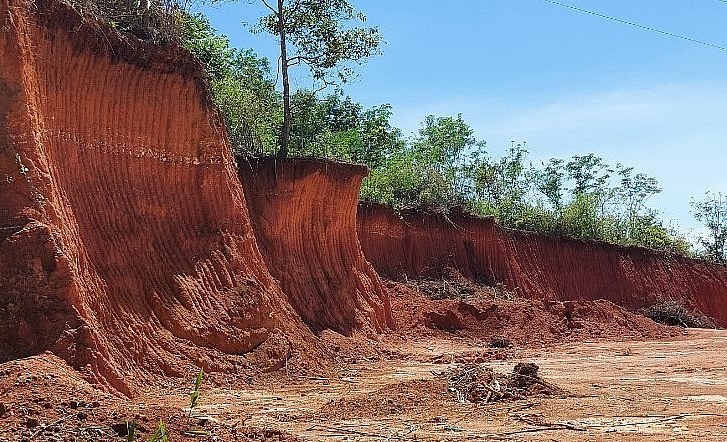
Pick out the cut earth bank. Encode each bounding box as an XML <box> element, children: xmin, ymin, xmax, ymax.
<box><xmin>1</xmin><ymin>0</ymin><xmax>725</xmax><ymax>440</ymax></box>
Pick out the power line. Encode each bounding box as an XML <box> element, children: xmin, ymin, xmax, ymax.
<box><xmin>540</xmin><ymin>0</ymin><xmax>727</xmax><ymax>53</ymax></box>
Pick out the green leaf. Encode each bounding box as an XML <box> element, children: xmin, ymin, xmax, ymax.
<box><xmin>127</xmin><ymin>421</ymin><xmax>136</xmax><ymax>442</ymax></box>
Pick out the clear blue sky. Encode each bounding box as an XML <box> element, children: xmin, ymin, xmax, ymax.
<box><xmin>195</xmin><ymin>0</ymin><xmax>727</xmax><ymax>234</ymax></box>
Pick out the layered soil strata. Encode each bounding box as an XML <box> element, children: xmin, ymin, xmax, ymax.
<box><xmin>239</xmin><ymin>157</ymin><xmax>394</xmax><ymax>335</ymax></box>
<box><xmin>358</xmin><ymin>203</ymin><xmax>727</xmax><ymax>326</ymax></box>
<box><xmin>0</xmin><ymin>0</ymin><xmax>312</xmax><ymax>394</ymax></box>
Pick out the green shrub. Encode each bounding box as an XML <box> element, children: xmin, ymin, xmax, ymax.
<box><xmin>70</xmin><ymin>0</ymin><xmax>187</xmax><ymax>42</ymax></box>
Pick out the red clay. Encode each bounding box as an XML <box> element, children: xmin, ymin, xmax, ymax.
<box><xmin>0</xmin><ymin>0</ymin><xmax>314</xmax><ymax>394</ymax></box>
<box><xmin>385</xmin><ymin>279</ymin><xmax>676</xmax><ymax>347</ymax></box>
<box><xmin>239</xmin><ymin>158</ymin><xmax>393</xmax><ymax>335</ymax></box>
<box><xmin>358</xmin><ymin>203</ymin><xmax>727</xmax><ymax>326</ymax></box>
<box><xmin>0</xmin><ymin>0</ymin><xmax>722</xmax><ymax>418</ymax></box>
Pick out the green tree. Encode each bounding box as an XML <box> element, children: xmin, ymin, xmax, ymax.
<box><xmin>413</xmin><ymin>115</ymin><xmax>475</xmax><ymax>170</ymax></box>
<box><xmin>464</xmin><ymin>142</ymin><xmax>530</xmax><ymax>226</ymax></box>
<box><xmin>534</xmin><ymin>158</ymin><xmax>565</xmax><ymax>213</ymax></box>
<box><xmin>286</xmin><ymin>91</ymin><xmax>402</xmax><ymax>163</ymax></box>
<box><xmin>181</xmin><ymin>14</ymin><xmax>281</xmax><ymax>154</ymax></box>
<box><xmin>691</xmin><ymin>192</ymin><xmax>727</xmax><ymax>262</ymax></box>
<box><xmin>408</xmin><ymin>115</ymin><xmax>481</xmax><ymax>209</ymax></box>
<box><xmin>254</xmin><ymin>0</ymin><xmax>382</xmax><ymax>157</ymax></box>
<box><xmin>289</xmin><ymin>91</ymin><xmax>361</xmax><ymax>156</ymax></box>
<box><xmin>615</xmin><ymin>165</ymin><xmax>661</xmax><ymax>242</ymax></box>
<box><xmin>362</xmin><ymin>114</ymin><xmax>483</xmax><ymax>211</ymax></box>
<box><xmin>565</xmin><ymin>153</ymin><xmax>612</xmax><ymax>197</ymax></box>
<box><xmin>181</xmin><ymin>13</ymin><xmax>236</xmax><ymax>81</ymax></box>
<box><xmin>356</xmin><ymin>104</ymin><xmax>404</xmax><ymax>167</ymax></box>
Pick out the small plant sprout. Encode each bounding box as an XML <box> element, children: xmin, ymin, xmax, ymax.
<box><xmin>149</xmin><ymin>419</ymin><xmax>168</xmax><ymax>442</ymax></box>
<box><xmin>126</xmin><ymin>421</ymin><xmax>136</xmax><ymax>442</ymax></box>
<box><xmin>184</xmin><ymin>368</ymin><xmax>210</xmax><ymax>436</ymax></box>
<box><xmin>189</xmin><ymin>368</ymin><xmax>204</xmax><ymax>418</ymax></box>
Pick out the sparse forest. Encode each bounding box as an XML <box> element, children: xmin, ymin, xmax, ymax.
<box><xmin>179</xmin><ymin>11</ymin><xmax>702</xmax><ymax>258</ymax></box>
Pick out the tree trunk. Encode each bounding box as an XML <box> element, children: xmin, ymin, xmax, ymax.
<box><xmin>278</xmin><ymin>0</ymin><xmax>291</xmax><ymax>157</ymax></box>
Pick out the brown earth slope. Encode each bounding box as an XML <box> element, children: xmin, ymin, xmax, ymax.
<box><xmin>239</xmin><ymin>158</ymin><xmax>393</xmax><ymax>335</ymax></box>
<box><xmin>0</xmin><ymin>0</ymin><xmax>322</xmax><ymax>394</ymax></box>
<box><xmin>358</xmin><ymin>203</ymin><xmax>727</xmax><ymax>326</ymax></box>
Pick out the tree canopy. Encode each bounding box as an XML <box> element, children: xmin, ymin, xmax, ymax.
<box><xmin>181</xmin><ymin>7</ymin><xmax>700</xmax><ymax>259</ymax></box>
<box><xmin>691</xmin><ymin>192</ymin><xmax>727</xmax><ymax>262</ymax></box>
<box><xmin>182</xmin><ymin>13</ymin><xmax>281</xmax><ymax>154</ymax></box>
<box><xmin>253</xmin><ymin>0</ymin><xmax>382</xmax><ymax>156</ymax></box>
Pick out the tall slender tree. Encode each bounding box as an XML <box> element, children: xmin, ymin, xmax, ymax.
<box><xmin>255</xmin><ymin>0</ymin><xmax>382</xmax><ymax>156</ymax></box>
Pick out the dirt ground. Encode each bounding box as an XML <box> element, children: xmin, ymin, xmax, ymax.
<box><xmin>225</xmin><ymin>329</ymin><xmax>727</xmax><ymax>441</ymax></box>
<box><xmin>2</xmin><ymin>328</ymin><xmax>727</xmax><ymax>441</ymax></box>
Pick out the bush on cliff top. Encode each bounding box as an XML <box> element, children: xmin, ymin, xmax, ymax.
<box><xmin>70</xmin><ymin>0</ymin><xmax>187</xmax><ymax>42</ymax></box>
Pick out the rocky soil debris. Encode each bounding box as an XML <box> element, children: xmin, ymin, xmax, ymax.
<box><xmin>443</xmin><ymin>362</ymin><xmax>564</xmax><ymax>404</ymax></box>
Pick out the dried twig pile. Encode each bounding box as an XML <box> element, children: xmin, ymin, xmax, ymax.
<box><xmin>443</xmin><ymin>362</ymin><xmax>563</xmax><ymax>404</ymax></box>
<box><xmin>641</xmin><ymin>301</ymin><xmax>717</xmax><ymax>329</ymax></box>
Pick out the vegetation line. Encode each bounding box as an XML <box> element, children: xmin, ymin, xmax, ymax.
<box><xmin>68</xmin><ymin>1</ymin><xmax>727</xmax><ymax>262</ymax></box>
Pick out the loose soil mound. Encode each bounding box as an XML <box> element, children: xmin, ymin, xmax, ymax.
<box><xmin>319</xmin><ymin>378</ymin><xmax>450</xmax><ymax>420</ymax></box>
<box><xmin>386</xmin><ymin>279</ymin><xmax>676</xmax><ymax>345</ymax></box>
<box><xmin>0</xmin><ymin>353</ymin><xmax>300</xmax><ymax>441</ymax></box>
<box><xmin>319</xmin><ymin>363</ymin><xmax>563</xmax><ymax>422</ymax></box>
<box><xmin>358</xmin><ymin>203</ymin><xmax>727</xmax><ymax>326</ymax></box>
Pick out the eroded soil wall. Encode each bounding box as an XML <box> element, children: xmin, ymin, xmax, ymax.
<box><xmin>240</xmin><ymin>158</ymin><xmax>393</xmax><ymax>335</ymax></box>
<box><xmin>0</xmin><ymin>0</ymin><xmax>309</xmax><ymax>394</ymax></box>
<box><xmin>358</xmin><ymin>203</ymin><xmax>727</xmax><ymax>326</ymax></box>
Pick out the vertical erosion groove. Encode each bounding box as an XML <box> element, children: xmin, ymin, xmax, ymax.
<box><xmin>0</xmin><ymin>0</ymin><xmax>309</xmax><ymax>394</ymax></box>
<box><xmin>357</xmin><ymin>203</ymin><xmax>727</xmax><ymax>327</ymax></box>
<box><xmin>240</xmin><ymin>157</ymin><xmax>394</xmax><ymax>335</ymax></box>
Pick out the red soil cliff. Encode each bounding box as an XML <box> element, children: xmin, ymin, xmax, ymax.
<box><xmin>240</xmin><ymin>158</ymin><xmax>393</xmax><ymax>335</ymax></box>
<box><xmin>0</xmin><ymin>0</ymin><xmax>310</xmax><ymax>394</ymax></box>
<box><xmin>357</xmin><ymin>203</ymin><xmax>727</xmax><ymax>326</ymax></box>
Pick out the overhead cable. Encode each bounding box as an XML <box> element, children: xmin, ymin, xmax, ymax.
<box><xmin>540</xmin><ymin>0</ymin><xmax>727</xmax><ymax>53</ymax></box>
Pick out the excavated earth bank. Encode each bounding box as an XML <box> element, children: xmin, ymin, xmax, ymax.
<box><xmin>239</xmin><ymin>157</ymin><xmax>393</xmax><ymax>335</ymax></box>
<box><xmin>357</xmin><ymin>203</ymin><xmax>727</xmax><ymax>326</ymax></box>
<box><xmin>0</xmin><ymin>0</ymin><xmax>327</xmax><ymax>394</ymax></box>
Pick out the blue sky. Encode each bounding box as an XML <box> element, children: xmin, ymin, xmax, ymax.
<box><xmin>196</xmin><ymin>0</ymin><xmax>727</xmax><ymax>233</ymax></box>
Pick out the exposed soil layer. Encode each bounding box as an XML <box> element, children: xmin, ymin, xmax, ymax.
<box><xmin>358</xmin><ymin>203</ymin><xmax>727</xmax><ymax>326</ymax></box>
<box><xmin>3</xmin><ymin>331</ymin><xmax>726</xmax><ymax>441</ymax></box>
<box><xmin>385</xmin><ymin>279</ymin><xmax>676</xmax><ymax>347</ymax></box>
<box><xmin>239</xmin><ymin>157</ymin><xmax>393</xmax><ymax>335</ymax></box>
<box><xmin>0</xmin><ymin>353</ymin><xmax>300</xmax><ymax>441</ymax></box>
<box><xmin>0</xmin><ymin>0</ymin><xmax>313</xmax><ymax>394</ymax></box>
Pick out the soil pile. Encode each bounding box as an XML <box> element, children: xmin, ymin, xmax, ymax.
<box><xmin>239</xmin><ymin>158</ymin><xmax>393</xmax><ymax>335</ymax></box>
<box><xmin>359</xmin><ymin>203</ymin><xmax>727</xmax><ymax>326</ymax></box>
<box><xmin>443</xmin><ymin>362</ymin><xmax>564</xmax><ymax>404</ymax></box>
<box><xmin>0</xmin><ymin>353</ymin><xmax>301</xmax><ymax>441</ymax></box>
<box><xmin>386</xmin><ymin>279</ymin><xmax>675</xmax><ymax>345</ymax></box>
<box><xmin>0</xmin><ymin>0</ymin><xmax>314</xmax><ymax>393</ymax></box>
